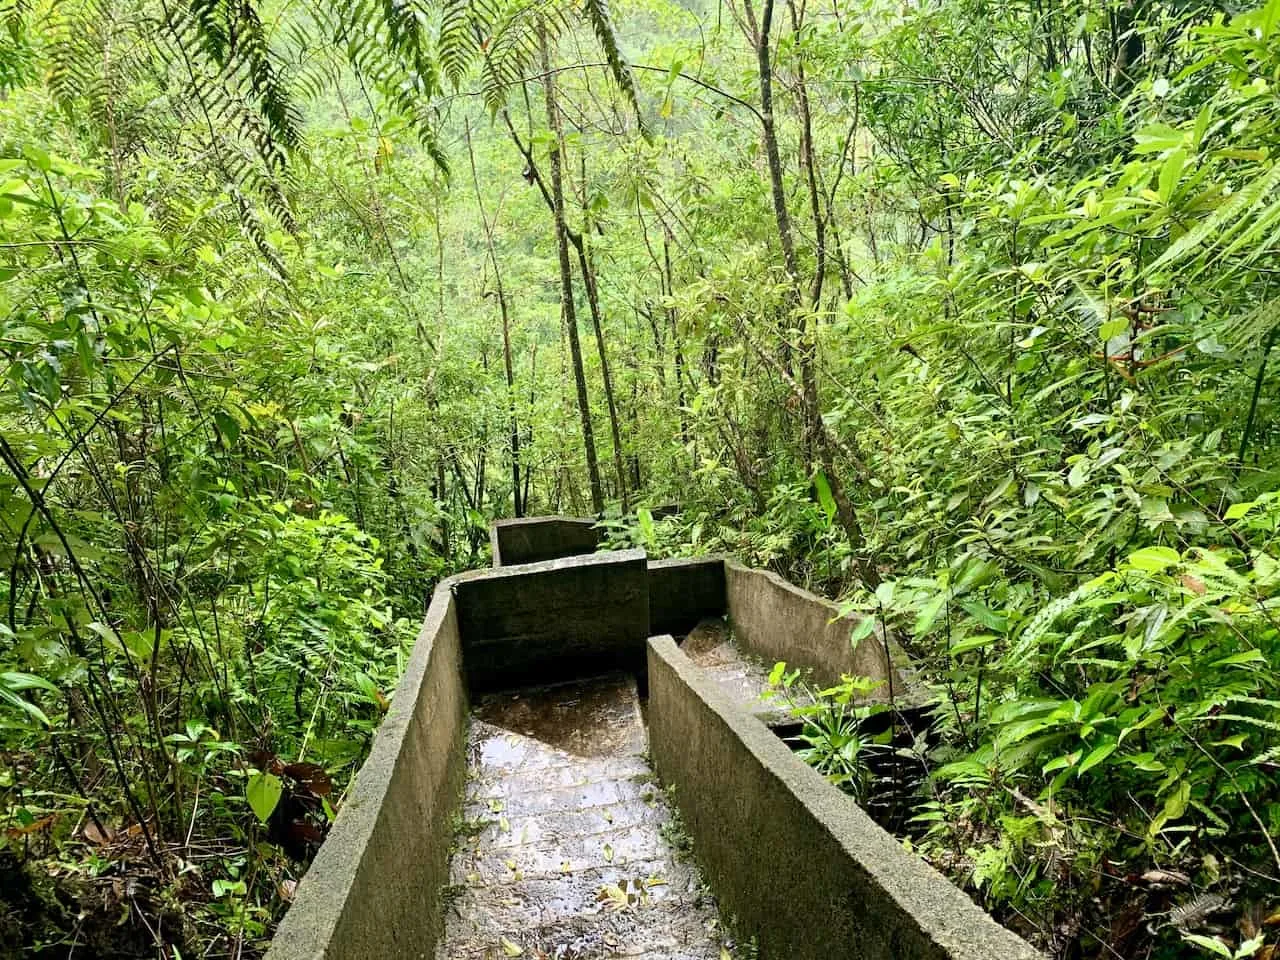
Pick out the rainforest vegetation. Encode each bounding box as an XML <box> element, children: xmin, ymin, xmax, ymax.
<box><xmin>3</xmin><ymin>0</ymin><xmax>1280</xmax><ymax>956</ymax></box>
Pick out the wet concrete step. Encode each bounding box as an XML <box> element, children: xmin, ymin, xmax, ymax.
<box><xmin>439</xmin><ymin>675</ymin><xmax>727</xmax><ymax>960</ymax></box>
<box><xmin>679</xmin><ymin>618</ymin><xmax>812</xmax><ymax>725</ymax></box>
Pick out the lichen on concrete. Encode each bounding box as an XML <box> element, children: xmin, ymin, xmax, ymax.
<box><xmin>438</xmin><ymin>674</ymin><xmax>727</xmax><ymax>960</ymax></box>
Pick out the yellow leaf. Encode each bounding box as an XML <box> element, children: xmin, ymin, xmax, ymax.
<box><xmin>500</xmin><ymin>936</ymin><xmax>522</xmax><ymax>957</ymax></box>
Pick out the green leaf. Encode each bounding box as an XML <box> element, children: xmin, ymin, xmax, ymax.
<box><xmin>1159</xmin><ymin>779</ymin><xmax>1191</xmax><ymax>828</ymax></box>
<box><xmin>1099</xmin><ymin>318</ymin><xmax>1129</xmax><ymax>341</ymax></box>
<box><xmin>1158</xmin><ymin>148</ymin><xmax>1186</xmax><ymax>203</ymax></box>
<box><xmin>958</xmin><ymin>600</ymin><xmax>1008</xmax><ymax>633</ymax></box>
<box><xmin>212</xmin><ymin>879</ymin><xmax>246</xmax><ymax>898</ymax></box>
<box><xmin>1211</xmin><ymin>734</ymin><xmax>1248</xmax><ymax>750</ymax></box>
<box><xmin>1133</xmin><ymin>123</ymin><xmax>1184</xmax><ymax>153</ymax></box>
<box><xmin>850</xmin><ymin>616</ymin><xmax>877</xmax><ymax>645</ymax></box>
<box><xmin>913</xmin><ymin>594</ymin><xmax>946</xmax><ymax>636</ymax></box>
<box><xmin>1180</xmin><ymin>934</ymin><xmax>1232</xmax><ymax>958</ymax></box>
<box><xmin>1225</xmin><ymin>500</ymin><xmax>1258</xmax><ymax>520</ymax></box>
<box><xmin>636</xmin><ymin>506</ymin><xmax>654</xmax><ymax>545</ymax></box>
<box><xmin>1123</xmin><ymin>752</ymin><xmax>1166</xmax><ymax>772</ymax></box>
<box><xmin>247</xmin><ymin>772</ymin><xmax>283</xmax><ymax>824</ymax></box>
<box><xmin>0</xmin><ymin>685</ymin><xmax>51</xmax><ymax>726</ymax></box>
<box><xmin>0</xmin><ymin>671</ymin><xmax>58</xmax><ymax>695</ymax></box>
<box><xmin>1078</xmin><ymin>740</ymin><xmax>1117</xmax><ymax>776</ymax></box>
<box><xmin>949</xmin><ymin>633</ymin><xmax>997</xmax><ymax>656</ymax></box>
<box><xmin>22</xmin><ymin>145</ymin><xmax>51</xmax><ymax>171</ymax></box>
<box><xmin>814</xmin><ymin>472</ymin><xmax>836</xmax><ymax>523</ymax></box>
<box><xmin>1211</xmin><ymin>649</ymin><xmax>1266</xmax><ymax>668</ymax></box>
<box><xmin>1125</xmin><ymin>546</ymin><xmax>1181</xmax><ymax>573</ymax></box>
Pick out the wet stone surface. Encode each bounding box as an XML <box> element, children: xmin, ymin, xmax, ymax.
<box><xmin>439</xmin><ymin>674</ymin><xmax>728</xmax><ymax>960</ymax></box>
<box><xmin>679</xmin><ymin>618</ymin><xmax>809</xmax><ymax>724</ymax></box>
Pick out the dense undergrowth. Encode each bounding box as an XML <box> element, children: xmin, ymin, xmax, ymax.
<box><xmin>4</xmin><ymin>0</ymin><xmax>1280</xmax><ymax>957</ymax></box>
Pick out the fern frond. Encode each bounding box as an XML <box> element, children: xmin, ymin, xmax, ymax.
<box><xmin>180</xmin><ymin>0</ymin><xmax>302</xmax><ymax>160</ymax></box>
<box><xmin>438</xmin><ymin>0</ymin><xmax>478</xmax><ymax>89</ymax></box>
<box><xmin>0</xmin><ymin>0</ymin><xmax>35</xmax><ymax>93</ymax></box>
<box><xmin>578</xmin><ymin>0</ymin><xmax>645</xmax><ymax>133</ymax></box>
<box><xmin>478</xmin><ymin>0</ymin><xmax>558</xmax><ymax>113</ymax></box>
<box><xmin>229</xmin><ymin>183</ymin><xmax>288</xmax><ymax>279</ymax></box>
<box><xmin>46</xmin><ymin>0</ymin><xmax>113</xmax><ymax>109</ymax></box>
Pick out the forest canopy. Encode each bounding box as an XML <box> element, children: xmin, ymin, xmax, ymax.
<box><xmin>4</xmin><ymin>0</ymin><xmax>1280</xmax><ymax>957</ymax></box>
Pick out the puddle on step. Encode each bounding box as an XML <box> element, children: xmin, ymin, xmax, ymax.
<box><xmin>474</xmin><ymin>675</ymin><xmax>646</xmax><ymax>759</ymax></box>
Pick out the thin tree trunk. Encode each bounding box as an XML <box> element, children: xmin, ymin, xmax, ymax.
<box><xmin>465</xmin><ymin>120</ymin><xmax>522</xmax><ymax>516</ymax></box>
<box><xmin>573</xmin><ymin>154</ymin><xmax>629</xmax><ymax>511</ymax></box>
<box><xmin>539</xmin><ymin>32</ymin><xmax>604</xmax><ymax>514</ymax></box>
<box><xmin>662</xmin><ymin>232</ymin><xmax>689</xmax><ymax>444</ymax></box>
<box><xmin>744</xmin><ymin>0</ymin><xmax>801</xmax><ymax>292</ymax></box>
<box><xmin>436</xmin><ymin>459</ymin><xmax>451</xmax><ymax>562</ymax></box>
<box><xmin>743</xmin><ymin>0</ymin><xmax>878</xmax><ymax>587</ymax></box>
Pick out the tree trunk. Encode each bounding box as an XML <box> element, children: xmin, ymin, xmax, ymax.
<box><xmin>743</xmin><ymin>0</ymin><xmax>878</xmax><ymax>587</ymax></box>
<box><xmin>539</xmin><ymin>32</ymin><xmax>604</xmax><ymax>514</ymax></box>
<box><xmin>465</xmin><ymin>120</ymin><xmax>522</xmax><ymax>516</ymax></box>
<box><xmin>662</xmin><ymin>232</ymin><xmax>689</xmax><ymax>445</ymax></box>
<box><xmin>573</xmin><ymin>155</ymin><xmax>629</xmax><ymax>511</ymax></box>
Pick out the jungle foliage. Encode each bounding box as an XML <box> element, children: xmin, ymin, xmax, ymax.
<box><xmin>3</xmin><ymin>0</ymin><xmax>1280</xmax><ymax>957</ymax></box>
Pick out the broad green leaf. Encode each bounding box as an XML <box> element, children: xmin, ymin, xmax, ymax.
<box><xmin>1180</xmin><ymin>934</ymin><xmax>1232</xmax><ymax>958</ymax></box>
<box><xmin>814</xmin><ymin>472</ymin><xmax>836</xmax><ymax>523</ymax></box>
<box><xmin>913</xmin><ymin>594</ymin><xmax>946</xmax><ymax>636</ymax></box>
<box><xmin>247</xmin><ymin>772</ymin><xmax>283</xmax><ymax>824</ymax></box>
<box><xmin>958</xmin><ymin>600</ymin><xmax>1008</xmax><ymax>633</ymax></box>
<box><xmin>1125</xmin><ymin>546</ymin><xmax>1181</xmax><ymax>573</ymax></box>
<box><xmin>850</xmin><ymin>616</ymin><xmax>877</xmax><ymax>645</ymax></box>
<box><xmin>1078</xmin><ymin>740</ymin><xmax>1117</xmax><ymax>776</ymax></box>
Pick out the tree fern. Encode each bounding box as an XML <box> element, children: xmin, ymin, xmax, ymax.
<box><xmin>0</xmin><ymin>0</ymin><xmax>35</xmax><ymax>93</ymax></box>
<box><xmin>579</xmin><ymin>0</ymin><xmax>644</xmax><ymax>133</ymax></box>
<box><xmin>13</xmin><ymin>0</ymin><xmax>642</xmax><ymax>223</ymax></box>
<box><xmin>184</xmin><ymin>0</ymin><xmax>302</xmax><ymax>160</ymax></box>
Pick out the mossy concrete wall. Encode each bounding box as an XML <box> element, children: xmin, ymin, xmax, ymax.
<box><xmin>454</xmin><ymin>549</ymin><xmax>649</xmax><ymax>690</ymax></box>
<box><xmin>487</xmin><ymin>517</ymin><xmax>916</xmax><ymax>697</ymax></box>
<box><xmin>263</xmin><ymin>580</ymin><xmax>469</xmax><ymax>960</ymax></box>
<box><xmin>489</xmin><ymin>516</ymin><xmax>603</xmax><ymax>566</ymax></box>
<box><xmin>648</xmin><ymin>556</ymin><xmax>726</xmax><ymax>635</ymax></box>
<box><xmin>725</xmin><ymin>560</ymin><xmax>915</xmax><ymax>696</ymax></box>
<box><xmin>263</xmin><ymin>520</ymin><xmax>971</xmax><ymax>960</ymax></box>
<box><xmin>265</xmin><ymin>549</ymin><xmax>671</xmax><ymax>960</ymax></box>
<box><xmin>647</xmin><ymin>635</ymin><xmax>1042</xmax><ymax>960</ymax></box>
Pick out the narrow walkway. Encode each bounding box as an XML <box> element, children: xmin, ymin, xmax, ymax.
<box><xmin>439</xmin><ymin>675</ymin><xmax>726</xmax><ymax>960</ymax></box>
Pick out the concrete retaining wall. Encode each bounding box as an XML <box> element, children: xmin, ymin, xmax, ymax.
<box><xmin>265</xmin><ymin>521</ymin><xmax>980</xmax><ymax>960</ymax></box>
<box><xmin>647</xmin><ymin>556</ymin><xmax>726</xmax><ymax>635</ymax></box>
<box><xmin>725</xmin><ymin>560</ymin><xmax>912</xmax><ymax>696</ymax></box>
<box><xmin>647</xmin><ymin>635</ymin><xmax>1041</xmax><ymax>960</ymax></box>
<box><xmin>264</xmin><ymin>581</ymin><xmax>469</xmax><ymax>960</ymax></box>
<box><xmin>454</xmin><ymin>549</ymin><xmax>649</xmax><ymax>691</ymax></box>
<box><xmin>489</xmin><ymin>516</ymin><xmax>603</xmax><ymax>566</ymax></box>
